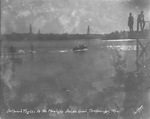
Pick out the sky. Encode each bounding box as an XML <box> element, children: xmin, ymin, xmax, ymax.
<box><xmin>1</xmin><ymin>0</ymin><xmax>150</xmax><ymax>34</ymax></box>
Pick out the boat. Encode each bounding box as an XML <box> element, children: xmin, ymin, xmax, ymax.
<box><xmin>28</xmin><ymin>50</ymin><xmax>36</xmax><ymax>53</ymax></box>
<box><xmin>73</xmin><ymin>44</ymin><xmax>88</xmax><ymax>52</ymax></box>
<box><xmin>17</xmin><ymin>49</ymin><xmax>26</xmax><ymax>54</ymax></box>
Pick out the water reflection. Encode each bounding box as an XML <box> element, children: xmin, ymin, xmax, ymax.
<box><xmin>105</xmin><ymin>45</ymin><xmax>136</xmax><ymax>51</ymax></box>
<box><xmin>1</xmin><ymin>39</ymin><xmax>150</xmax><ymax>119</ymax></box>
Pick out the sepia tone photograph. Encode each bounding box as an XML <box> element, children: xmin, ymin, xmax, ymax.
<box><xmin>0</xmin><ymin>0</ymin><xmax>150</xmax><ymax>119</ymax></box>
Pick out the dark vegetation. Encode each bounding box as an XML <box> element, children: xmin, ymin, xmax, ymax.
<box><xmin>2</xmin><ymin>29</ymin><xmax>150</xmax><ymax>41</ymax></box>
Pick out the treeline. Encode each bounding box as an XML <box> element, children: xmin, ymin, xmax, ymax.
<box><xmin>103</xmin><ymin>29</ymin><xmax>150</xmax><ymax>40</ymax></box>
<box><xmin>2</xmin><ymin>33</ymin><xmax>103</xmax><ymax>41</ymax></box>
<box><xmin>2</xmin><ymin>29</ymin><xmax>150</xmax><ymax>41</ymax></box>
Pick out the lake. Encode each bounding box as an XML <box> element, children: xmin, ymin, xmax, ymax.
<box><xmin>1</xmin><ymin>39</ymin><xmax>150</xmax><ymax>119</ymax></box>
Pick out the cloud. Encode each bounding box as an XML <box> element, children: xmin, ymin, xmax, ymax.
<box><xmin>18</xmin><ymin>10</ymin><xmax>31</xmax><ymax>17</ymax></box>
<box><xmin>2</xmin><ymin>0</ymin><xmax>150</xmax><ymax>34</ymax></box>
<box><xmin>59</xmin><ymin>15</ymin><xmax>71</xmax><ymax>27</ymax></box>
<box><xmin>33</xmin><ymin>16</ymin><xmax>47</xmax><ymax>31</ymax></box>
<box><xmin>59</xmin><ymin>14</ymin><xmax>80</xmax><ymax>33</ymax></box>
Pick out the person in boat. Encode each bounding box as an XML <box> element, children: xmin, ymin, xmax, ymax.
<box><xmin>128</xmin><ymin>12</ymin><xmax>134</xmax><ymax>32</ymax></box>
<box><xmin>81</xmin><ymin>44</ymin><xmax>84</xmax><ymax>48</ymax></box>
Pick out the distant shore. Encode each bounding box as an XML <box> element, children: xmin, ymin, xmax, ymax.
<box><xmin>2</xmin><ymin>29</ymin><xmax>150</xmax><ymax>42</ymax></box>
